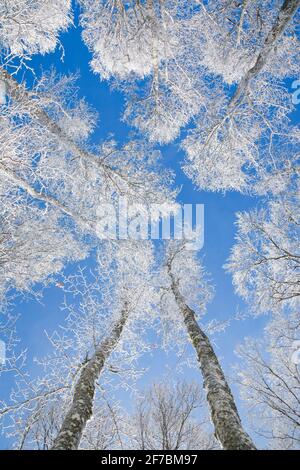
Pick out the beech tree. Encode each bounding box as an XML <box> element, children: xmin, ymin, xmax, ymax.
<box><xmin>226</xmin><ymin>180</ymin><xmax>300</xmax><ymax>448</ymax></box>
<box><xmin>79</xmin><ymin>400</ymin><xmax>126</xmax><ymax>450</ymax></box>
<box><xmin>127</xmin><ymin>381</ymin><xmax>217</xmax><ymax>450</ymax></box>
<box><xmin>0</xmin><ymin>69</ymin><xmax>174</xmax><ymax>214</ymax></box>
<box><xmin>182</xmin><ymin>0</ymin><xmax>300</xmax><ymax>193</ymax></box>
<box><xmin>0</xmin><ymin>0</ymin><xmax>72</xmax><ymax>64</ymax></box>
<box><xmin>79</xmin><ymin>0</ymin><xmax>209</xmax><ymax>143</ymax></box>
<box><xmin>79</xmin><ymin>0</ymin><xmax>300</xmax><ymax>187</ymax></box>
<box><xmin>0</xmin><ymin>67</ymin><xmax>174</xmax><ymax>304</ymax></box>
<box><xmin>235</xmin><ymin>312</ymin><xmax>300</xmax><ymax>449</ymax></box>
<box><xmin>225</xmin><ymin>184</ymin><xmax>300</xmax><ymax>315</ymax></box>
<box><xmin>160</xmin><ymin>241</ymin><xmax>256</xmax><ymax>450</ymax></box>
<box><xmin>0</xmin><ymin>201</ymin><xmax>88</xmax><ymax>304</ymax></box>
<box><xmin>0</xmin><ymin>241</ymin><xmax>158</xmax><ymax>450</ymax></box>
<box><xmin>1</xmin><ymin>0</ymin><xmax>299</xmax><ymax>452</ymax></box>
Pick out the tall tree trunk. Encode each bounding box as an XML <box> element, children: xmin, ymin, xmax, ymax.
<box><xmin>51</xmin><ymin>305</ymin><xmax>129</xmax><ymax>450</ymax></box>
<box><xmin>167</xmin><ymin>263</ymin><xmax>256</xmax><ymax>450</ymax></box>
<box><xmin>0</xmin><ymin>68</ymin><xmax>126</xmax><ymax>179</ymax></box>
<box><xmin>0</xmin><ymin>165</ymin><xmax>90</xmax><ymax>229</ymax></box>
<box><xmin>0</xmin><ymin>68</ymin><xmax>132</xmax><ymax>221</ymax></box>
<box><xmin>231</xmin><ymin>0</ymin><xmax>300</xmax><ymax>107</ymax></box>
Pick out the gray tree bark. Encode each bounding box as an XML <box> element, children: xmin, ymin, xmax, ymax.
<box><xmin>231</xmin><ymin>0</ymin><xmax>300</xmax><ymax>107</ymax></box>
<box><xmin>0</xmin><ymin>68</ymin><xmax>113</xmax><ymax>172</ymax></box>
<box><xmin>0</xmin><ymin>68</ymin><xmax>132</xmax><ymax>222</ymax></box>
<box><xmin>167</xmin><ymin>262</ymin><xmax>256</xmax><ymax>450</ymax></box>
<box><xmin>51</xmin><ymin>305</ymin><xmax>129</xmax><ymax>450</ymax></box>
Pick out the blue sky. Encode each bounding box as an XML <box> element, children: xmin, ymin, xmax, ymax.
<box><xmin>1</xmin><ymin>7</ymin><xmax>298</xmax><ymax>449</ymax></box>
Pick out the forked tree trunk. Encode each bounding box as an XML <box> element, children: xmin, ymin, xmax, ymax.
<box><xmin>167</xmin><ymin>264</ymin><xmax>256</xmax><ymax>450</ymax></box>
<box><xmin>51</xmin><ymin>305</ymin><xmax>129</xmax><ymax>450</ymax></box>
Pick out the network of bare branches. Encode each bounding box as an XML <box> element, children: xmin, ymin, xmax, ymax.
<box><xmin>0</xmin><ymin>0</ymin><xmax>299</xmax><ymax>452</ymax></box>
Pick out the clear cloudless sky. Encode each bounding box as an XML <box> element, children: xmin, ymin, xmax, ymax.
<box><xmin>1</xmin><ymin>5</ymin><xmax>298</xmax><ymax>449</ymax></box>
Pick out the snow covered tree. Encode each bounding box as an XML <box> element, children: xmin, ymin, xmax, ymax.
<box><xmin>1</xmin><ymin>0</ymin><xmax>298</xmax><ymax>453</ymax></box>
<box><xmin>79</xmin><ymin>0</ymin><xmax>180</xmax><ymax>81</ymax></box>
<box><xmin>79</xmin><ymin>400</ymin><xmax>125</xmax><ymax>450</ymax></box>
<box><xmin>0</xmin><ymin>72</ymin><xmax>95</xmax><ymax>300</ymax></box>
<box><xmin>182</xmin><ymin>0</ymin><xmax>300</xmax><ymax>193</ymax></box>
<box><xmin>8</xmin><ymin>397</ymin><xmax>125</xmax><ymax>450</ymax></box>
<box><xmin>50</xmin><ymin>304</ymin><xmax>131</xmax><ymax>449</ymax></box>
<box><xmin>0</xmin><ymin>241</ymin><xmax>158</xmax><ymax>450</ymax></box>
<box><xmin>79</xmin><ymin>0</ymin><xmax>300</xmax><ymax>180</ymax></box>
<box><xmin>225</xmin><ymin>182</ymin><xmax>300</xmax><ymax>315</ymax></box>
<box><xmin>0</xmin><ymin>68</ymin><xmax>174</xmax><ymax>215</ymax></box>
<box><xmin>51</xmin><ymin>240</ymin><xmax>159</xmax><ymax>450</ymax></box>
<box><xmin>0</xmin><ymin>0</ymin><xmax>72</xmax><ymax>65</ymax></box>
<box><xmin>193</xmin><ymin>0</ymin><xmax>300</xmax><ymax>84</ymax></box>
<box><xmin>0</xmin><ymin>68</ymin><xmax>174</xmax><ymax>303</ymax></box>
<box><xmin>0</xmin><ymin>200</ymin><xmax>89</xmax><ymax>304</ymax></box>
<box><xmin>235</xmin><ymin>312</ymin><xmax>300</xmax><ymax>449</ymax></box>
<box><xmin>79</xmin><ymin>0</ymin><xmax>208</xmax><ymax>143</ymax></box>
<box><xmin>226</xmin><ymin>179</ymin><xmax>300</xmax><ymax>449</ymax></box>
<box><xmin>126</xmin><ymin>380</ymin><xmax>217</xmax><ymax>450</ymax></box>
<box><xmin>160</xmin><ymin>241</ymin><xmax>256</xmax><ymax>450</ymax></box>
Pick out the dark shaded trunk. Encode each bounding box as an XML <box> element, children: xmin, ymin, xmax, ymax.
<box><xmin>231</xmin><ymin>0</ymin><xmax>300</xmax><ymax>107</ymax></box>
<box><xmin>167</xmin><ymin>264</ymin><xmax>256</xmax><ymax>450</ymax></box>
<box><xmin>51</xmin><ymin>305</ymin><xmax>129</xmax><ymax>450</ymax></box>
